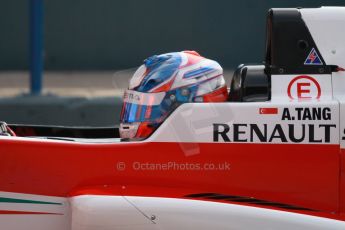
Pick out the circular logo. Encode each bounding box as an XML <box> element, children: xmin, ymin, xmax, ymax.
<box><xmin>287</xmin><ymin>75</ymin><xmax>321</xmax><ymax>100</ymax></box>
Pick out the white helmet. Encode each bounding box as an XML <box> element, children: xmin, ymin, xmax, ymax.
<box><xmin>120</xmin><ymin>51</ymin><xmax>228</xmax><ymax>139</ymax></box>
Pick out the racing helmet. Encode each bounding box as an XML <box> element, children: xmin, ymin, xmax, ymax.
<box><xmin>120</xmin><ymin>51</ymin><xmax>228</xmax><ymax>139</ymax></box>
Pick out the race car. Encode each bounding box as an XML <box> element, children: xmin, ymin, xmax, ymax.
<box><xmin>0</xmin><ymin>6</ymin><xmax>345</xmax><ymax>230</ymax></box>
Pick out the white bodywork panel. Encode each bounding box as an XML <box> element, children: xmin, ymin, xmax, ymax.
<box><xmin>149</xmin><ymin>101</ymin><xmax>339</xmax><ymax>144</ymax></box>
<box><xmin>1</xmin><ymin>193</ymin><xmax>344</xmax><ymax>230</ymax></box>
<box><xmin>70</xmin><ymin>195</ymin><xmax>345</xmax><ymax>230</ymax></box>
<box><xmin>271</xmin><ymin>74</ymin><xmax>333</xmax><ymax>101</ymax></box>
<box><xmin>301</xmin><ymin>7</ymin><xmax>345</xmax><ymax>69</ymax></box>
<box><xmin>70</xmin><ymin>196</ymin><xmax>153</xmax><ymax>230</ymax></box>
<box><xmin>339</xmin><ymin>95</ymin><xmax>345</xmax><ymax>148</ymax></box>
<box><xmin>301</xmin><ymin>8</ymin><xmax>345</xmax><ymax>147</ymax></box>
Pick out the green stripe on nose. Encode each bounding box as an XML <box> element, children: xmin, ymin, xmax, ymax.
<box><xmin>0</xmin><ymin>197</ymin><xmax>62</xmax><ymax>205</ymax></box>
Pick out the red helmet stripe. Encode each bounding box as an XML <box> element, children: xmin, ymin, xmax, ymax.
<box><xmin>202</xmin><ymin>86</ymin><xmax>228</xmax><ymax>102</ymax></box>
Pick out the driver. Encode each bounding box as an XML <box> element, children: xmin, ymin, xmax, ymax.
<box><xmin>119</xmin><ymin>51</ymin><xmax>228</xmax><ymax>140</ymax></box>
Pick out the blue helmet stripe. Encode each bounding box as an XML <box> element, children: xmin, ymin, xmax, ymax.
<box><xmin>183</xmin><ymin>66</ymin><xmax>214</xmax><ymax>79</ymax></box>
<box><xmin>137</xmin><ymin>53</ymin><xmax>182</xmax><ymax>92</ymax></box>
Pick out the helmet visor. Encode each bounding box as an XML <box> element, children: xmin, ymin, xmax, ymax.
<box><xmin>120</xmin><ymin>90</ymin><xmax>167</xmax><ymax>123</ymax></box>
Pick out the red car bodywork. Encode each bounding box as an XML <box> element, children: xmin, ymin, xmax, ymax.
<box><xmin>1</xmin><ymin>138</ymin><xmax>344</xmax><ymax>220</ymax></box>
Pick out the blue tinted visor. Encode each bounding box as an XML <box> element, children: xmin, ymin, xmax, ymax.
<box><xmin>120</xmin><ymin>90</ymin><xmax>167</xmax><ymax>123</ymax></box>
<box><xmin>120</xmin><ymin>103</ymin><xmax>167</xmax><ymax>123</ymax></box>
